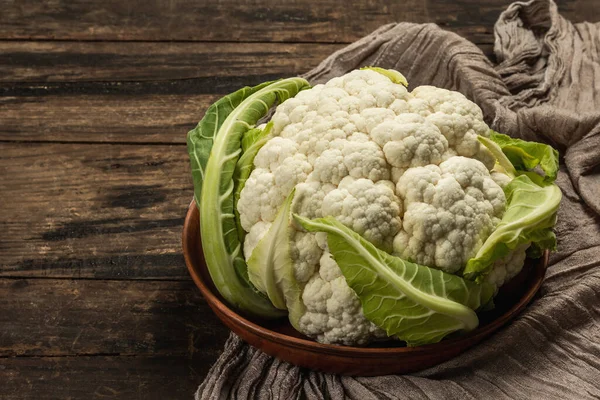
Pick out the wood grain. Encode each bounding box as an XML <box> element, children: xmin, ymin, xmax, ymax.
<box><xmin>0</xmin><ymin>278</ymin><xmax>227</xmax><ymax>397</ymax></box>
<box><xmin>0</xmin><ymin>41</ymin><xmax>340</xmax><ymax>83</ymax></box>
<box><xmin>0</xmin><ymin>41</ymin><xmax>335</xmax><ymax>144</ymax></box>
<box><xmin>1</xmin><ymin>0</ymin><xmax>597</xmax><ymax>43</ymax></box>
<box><xmin>0</xmin><ymin>143</ymin><xmax>193</xmax><ymax>279</ymax></box>
<box><xmin>0</xmin><ymin>278</ymin><xmax>228</xmax><ymax>357</ymax></box>
<box><xmin>0</xmin><ymin>41</ymin><xmax>334</xmax><ymax>99</ymax></box>
<box><xmin>0</xmin><ymin>94</ymin><xmax>216</xmax><ymax>144</ymax></box>
<box><xmin>0</xmin><ymin>41</ymin><xmax>339</xmax><ymax>144</ymax></box>
<box><xmin>1</xmin><ymin>355</ymin><xmax>214</xmax><ymax>399</ymax></box>
<box><xmin>0</xmin><ymin>0</ymin><xmax>463</xmax><ymax>43</ymax></box>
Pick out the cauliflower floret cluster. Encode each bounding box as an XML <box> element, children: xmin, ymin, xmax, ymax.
<box><xmin>238</xmin><ymin>69</ymin><xmax>516</xmax><ymax>345</ymax></box>
<box><xmin>322</xmin><ymin>177</ymin><xmax>401</xmax><ymax>252</ymax></box>
<box><xmin>299</xmin><ymin>250</ymin><xmax>387</xmax><ymax>345</ymax></box>
<box><xmin>394</xmin><ymin>157</ymin><xmax>505</xmax><ymax>273</ymax></box>
<box><xmin>485</xmin><ymin>244</ymin><xmax>529</xmax><ymax>289</ymax></box>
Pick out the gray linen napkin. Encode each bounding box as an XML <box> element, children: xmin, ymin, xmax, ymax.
<box><xmin>197</xmin><ymin>1</ymin><xmax>600</xmax><ymax>398</ymax></box>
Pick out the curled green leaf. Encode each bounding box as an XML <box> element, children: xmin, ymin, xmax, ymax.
<box><xmin>489</xmin><ymin>131</ymin><xmax>559</xmax><ymax>183</ymax></box>
<box><xmin>187</xmin><ymin>82</ymin><xmax>273</xmax><ymax>206</ymax></box>
<box><xmin>248</xmin><ymin>190</ymin><xmax>305</xmax><ymax>329</ymax></box>
<box><xmin>189</xmin><ymin>77</ymin><xmax>310</xmax><ymax>318</ymax></box>
<box><xmin>478</xmin><ymin>135</ymin><xmax>517</xmax><ymax>178</ymax></box>
<box><xmin>233</xmin><ymin>122</ymin><xmax>272</xmax><ymax>242</ymax></box>
<box><xmin>464</xmin><ymin>174</ymin><xmax>561</xmax><ymax>280</ymax></box>
<box><xmin>361</xmin><ymin>66</ymin><xmax>409</xmax><ymax>87</ymax></box>
<box><xmin>295</xmin><ymin>215</ymin><xmax>494</xmax><ymax>346</ymax></box>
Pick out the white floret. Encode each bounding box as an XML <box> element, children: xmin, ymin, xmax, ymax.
<box><xmin>407</xmin><ymin>97</ymin><xmax>432</xmax><ymax>117</ymax></box>
<box><xmin>274</xmin><ymin>154</ymin><xmax>312</xmax><ymax>195</ymax></box>
<box><xmin>354</xmin><ymin>107</ymin><xmax>396</xmax><ymax>134</ymax></box>
<box><xmin>318</xmin><ymin>251</ymin><xmax>342</xmax><ymax>281</ymax></box>
<box><xmin>309</xmin><ymin>148</ymin><xmax>348</xmax><ymax>185</ymax></box>
<box><xmin>371</xmin><ymin>114</ymin><xmax>452</xmax><ymax>176</ymax></box>
<box><xmin>253</xmin><ymin>137</ymin><xmax>299</xmax><ymax>171</ymax></box>
<box><xmin>341</xmin><ymin>139</ymin><xmax>390</xmax><ymax>182</ymax></box>
<box><xmin>238</xmin><ymin>139</ymin><xmax>312</xmax><ymax>230</ymax></box>
<box><xmin>485</xmin><ymin>244</ymin><xmax>529</xmax><ymax>290</ymax></box>
<box><xmin>298</xmin><ymin>252</ymin><xmax>386</xmax><ymax>345</ymax></box>
<box><xmin>292</xmin><ymin>181</ymin><xmax>336</xmax><ymax>219</ymax></box>
<box><xmin>307</xmin><ymin>135</ymin><xmax>390</xmax><ymax>184</ymax></box>
<box><xmin>315</xmin><ymin>232</ymin><xmax>328</xmax><ymax>250</ymax></box>
<box><xmin>285</xmin><ymin>123</ymin><xmax>348</xmax><ymax>164</ymax></box>
<box><xmin>291</xmin><ymin>231</ymin><xmax>323</xmax><ymax>284</ymax></box>
<box><xmin>237</xmin><ymin>169</ymin><xmax>283</xmax><ymax>231</ymax></box>
<box><xmin>491</xmin><ymin>171</ymin><xmax>512</xmax><ymax>188</ymax></box>
<box><xmin>394</xmin><ymin>156</ymin><xmax>506</xmax><ymax>273</ymax></box>
<box><xmin>412</xmin><ymin>86</ymin><xmax>495</xmax><ymax>169</ymax></box>
<box><xmin>323</xmin><ymin>177</ymin><xmax>402</xmax><ymax>252</ymax></box>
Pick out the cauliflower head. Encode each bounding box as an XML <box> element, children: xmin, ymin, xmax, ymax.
<box><xmin>237</xmin><ymin>69</ymin><xmax>521</xmax><ymax>345</ymax></box>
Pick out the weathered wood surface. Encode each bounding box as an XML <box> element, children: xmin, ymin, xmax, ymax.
<box><xmin>0</xmin><ymin>279</ymin><xmax>228</xmax><ymax>357</ymax></box>
<box><xmin>0</xmin><ymin>0</ymin><xmax>501</xmax><ymax>43</ymax></box>
<box><xmin>1</xmin><ymin>355</ymin><xmax>219</xmax><ymax>399</ymax></box>
<box><xmin>0</xmin><ymin>278</ymin><xmax>229</xmax><ymax>397</ymax></box>
<box><xmin>0</xmin><ymin>94</ymin><xmax>216</xmax><ymax>144</ymax></box>
<box><xmin>0</xmin><ymin>41</ymin><xmax>339</xmax><ymax>144</ymax></box>
<box><xmin>0</xmin><ymin>41</ymin><xmax>341</xmax><ymax>83</ymax></box>
<box><xmin>0</xmin><ymin>143</ymin><xmax>192</xmax><ymax>279</ymax></box>
<box><xmin>1</xmin><ymin>0</ymin><xmax>598</xmax><ymax>43</ymax></box>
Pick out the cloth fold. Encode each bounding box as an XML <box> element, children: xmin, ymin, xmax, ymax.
<box><xmin>198</xmin><ymin>1</ymin><xmax>600</xmax><ymax>398</ymax></box>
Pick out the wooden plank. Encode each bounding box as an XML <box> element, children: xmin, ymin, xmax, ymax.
<box><xmin>1</xmin><ymin>355</ymin><xmax>214</xmax><ymax>399</ymax></box>
<box><xmin>0</xmin><ymin>0</ymin><xmax>438</xmax><ymax>42</ymax></box>
<box><xmin>0</xmin><ymin>41</ymin><xmax>337</xmax><ymax>144</ymax></box>
<box><xmin>0</xmin><ymin>41</ymin><xmax>337</xmax><ymax>98</ymax></box>
<box><xmin>4</xmin><ymin>0</ymin><xmax>596</xmax><ymax>43</ymax></box>
<box><xmin>0</xmin><ymin>41</ymin><xmax>341</xmax><ymax>83</ymax></box>
<box><xmin>0</xmin><ymin>278</ymin><xmax>229</xmax><ymax>397</ymax></box>
<box><xmin>0</xmin><ymin>278</ymin><xmax>229</xmax><ymax>357</ymax></box>
<box><xmin>0</xmin><ymin>143</ymin><xmax>194</xmax><ymax>279</ymax></box>
<box><xmin>0</xmin><ymin>94</ymin><xmax>217</xmax><ymax>144</ymax></box>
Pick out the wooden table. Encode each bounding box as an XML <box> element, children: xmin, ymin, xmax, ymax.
<box><xmin>0</xmin><ymin>1</ymin><xmax>596</xmax><ymax>398</ymax></box>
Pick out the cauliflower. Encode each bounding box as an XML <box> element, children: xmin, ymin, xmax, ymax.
<box><xmin>188</xmin><ymin>68</ymin><xmax>561</xmax><ymax>347</ymax></box>
<box><xmin>237</xmin><ymin>69</ymin><xmax>529</xmax><ymax>345</ymax></box>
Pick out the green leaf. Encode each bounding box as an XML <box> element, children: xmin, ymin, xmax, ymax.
<box><xmin>192</xmin><ymin>77</ymin><xmax>310</xmax><ymax>319</ymax></box>
<box><xmin>477</xmin><ymin>135</ymin><xmax>517</xmax><ymax>178</ymax></box>
<box><xmin>489</xmin><ymin>131</ymin><xmax>559</xmax><ymax>183</ymax></box>
<box><xmin>295</xmin><ymin>215</ymin><xmax>495</xmax><ymax>347</ymax></box>
<box><xmin>361</xmin><ymin>66</ymin><xmax>409</xmax><ymax>87</ymax></box>
<box><xmin>241</xmin><ymin>122</ymin><xmax>271</xmax><ymax>153</ymax></box>
<box><xmin>463</xmin><ymin>175</ymin><xmax>561</xmax><ymax>280</ymax></box>
<box><xmin>248</xmin><ymin>190</ymin><xmax>306</xmax><ymax>330</ymax></box>
<box><xmin>233</xmin><ymin>122</ymin><xmax>272</xmax><ymax>242</ymax></box>
<box><xmin>187</xmin><ymin>81</ymin><xmax>273</xmax><ymax>207</ymax></box>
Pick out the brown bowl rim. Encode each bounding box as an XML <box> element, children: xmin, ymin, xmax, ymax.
<box><xmin>183</xmin><ymin>200</ymin><xmax>548</xmax><ymax>357</ymax></box>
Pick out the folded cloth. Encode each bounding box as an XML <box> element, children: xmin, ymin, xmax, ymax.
<box><xmin>197</xmin><ymin>1</ymin><xmax>600</xmax><ymax>398</ymax></box>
